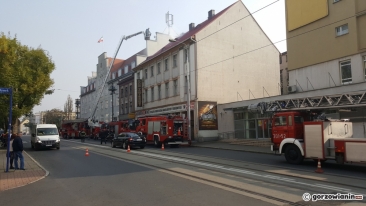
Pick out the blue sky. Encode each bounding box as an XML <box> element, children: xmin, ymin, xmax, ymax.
<box><xmin>0</xmin><ymin>0</ymin><xmax>286</xmax><ymax>114</ymax></box>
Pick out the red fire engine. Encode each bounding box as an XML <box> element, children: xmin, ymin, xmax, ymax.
<box><xmin>248</xmin><ymin>92</ymin><xmax>366</xmax><ymax>165</ymax></box>
<box><xmin>61</xmin><ymin>118</ymin><xmax>101</xmax><ymax>139</ymax></box>
<box><xmin>135</xmin><ymin>115</ymin><xmax>190</xmax><ymax>147</ymax></box>
<box><xmin>61</xmin><ymin>118</ymin><xmax>89</xmax><ymax>139</ymax></box>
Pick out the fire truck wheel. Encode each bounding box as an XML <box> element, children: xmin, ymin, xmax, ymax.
<box><xmin>284</xmin><ymin>145</ymin><xmax>303</xmax><ymax>164</ymax></box>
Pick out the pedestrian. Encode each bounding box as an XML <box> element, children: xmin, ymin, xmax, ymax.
<box><xmin>100</xmin><ymin>130</ymin><xmax>107</xmax><ymax>145</ymax></box>
<box><xmin>80</xmin><ymin>130</ymin><xmax>86</xmax><ymax>143</ymax></box>
<box><xmin>8</xmin><ymin>134</ymin><xmax>15</xmax><ymax>169</ymax></box>
<box><xmin>12</xmin><ymin>132</ymin><xmax>25</xmax><ymax>170</ymax></box>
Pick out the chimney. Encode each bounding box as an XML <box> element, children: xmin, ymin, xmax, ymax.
<box><xmin>208</xmin><ymin>10</ymin><xmax>215</xmax><ymax>19</ymax></box>
<box><xmin>189</xmin><ymin>23</ymin><xmax>195</xmax><ymax>31</ymax></box>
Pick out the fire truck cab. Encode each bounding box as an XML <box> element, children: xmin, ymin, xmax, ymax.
<box><xmin>136</xmin><ymin>115</ymin><xmax>189</xmax><ymax>147</ymax></box>
<box><xmin>61</xmin><ymin>118</ymin><xmax>91</xmax><ymax>139</ymax></box>
<box><xmin>271</xmin><ymin>111</ymin><xmax>366</xmax><ymax>164</ymax></box>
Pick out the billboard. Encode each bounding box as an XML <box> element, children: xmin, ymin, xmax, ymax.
<box><xmin>198</xmin><ymin>101</ymin><xmax>218</xmax><ymax>130</ymax></box>
<box><xmin>137</xmin><ymin>79</ymin><xmax>142</xmax><ymax>107</ymax></box>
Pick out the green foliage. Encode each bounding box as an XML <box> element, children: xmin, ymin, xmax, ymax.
<box><xmin>43</xmin><ymin>108</ymin><xmax>64</xmax><ymax>128</ymax></box>
<box><xmin>0</xmin><ymin>32</ymin><xmax>55</xmax><ymax>130</ymax></box>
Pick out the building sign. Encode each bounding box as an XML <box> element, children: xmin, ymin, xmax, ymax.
<box><xmin>136</xmin><ymin>103</ymin><xmax>193</xmax><ymax>117</ymax></box>
<box><xmin>128</xmin><ymin>113</ymin><xmax>135</xmax><ymax>119</ymax></box>
<box><xmin>198</xmin><ymin>101</ymin><xmax>218</xmax><ymax>130</ymax></box>
<box><xmin>137</xmin><ymin>79</ymin><xmax>143</xmax><ymax>107</ymax></box>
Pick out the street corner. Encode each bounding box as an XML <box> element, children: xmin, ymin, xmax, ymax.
<box><xmin>0</xmin><ymin>151</ymin><xmax>48</xmax><ymax>192</ymax></box>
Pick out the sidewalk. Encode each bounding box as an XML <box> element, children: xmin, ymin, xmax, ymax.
<box><xmin>0</xmin><ymin>149</ymin><xmax>48</xmax><ymax>192</ymax></box>
<box><xmin>192</xmin><ymin>140</ymin><xmax>273</xmax><ymax>154</ymax></box>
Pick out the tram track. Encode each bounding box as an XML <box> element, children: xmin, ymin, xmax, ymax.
<box><xmin>64</xmin><ymin>139</ymin><xmax>366</xmax><ymax>194</ymax></box>
<box><xmin>67</xmin><ymin>143</ymin><xmax>307</xmax><ymax>206</ymax></box>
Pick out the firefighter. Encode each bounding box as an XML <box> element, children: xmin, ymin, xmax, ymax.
<box><xmin>80</xmin><ymin>130</ymin><xmax>86</xmax><ymax>143</ymax></box>
<box><xmin>100</xmin><ymin>129</ymin><xmax>108</xmax><ymax>145</ymax></box>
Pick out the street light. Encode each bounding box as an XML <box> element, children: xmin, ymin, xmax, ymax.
<box><xmin>169</xmin><ymin>37</ymin><xmax>196</xmax><ymax>142</ymax></box>
<box><xmin>109</xmin><ymin>85</ymin><xmax>117</xmax><ymax>122</ymax></box>
<box><xmin>75</xmin><ymin>99</ymin><xmax>80</xmax><ymax>119</ymax></box>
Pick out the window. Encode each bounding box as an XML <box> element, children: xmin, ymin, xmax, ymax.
<box><xmin>173</xmin><ymin>54</ymin><xmax>177</xmax><ymax>67</ymax></box>
<box><xmin>184</xmin><ymin>76</ymin><xmax>187</xmax><ymax>94</ymax></box>
<box><xmin>131</xmin><ymin>61</ymin><xmax>136</xmax><ymax>69</ymax></box>
<box><xmin>151</xmin><ymin>66</ymin><xmax>154</xmax><ymax>77</ymax></box>
<box><xmin>137</xmin><ymin>72</ymin><xmax>140</xmax><ymax>79</ymax></box>
<box><xmin>157</xmin><ymin>62</ymin><xmax>161</xmax><ymax>74</ymax></box>
<box><xmin>125</xmin><ymin>87</ymin><xmax>128</xmax><ymax>96</ymax></box>
<box><xmin>340</xmin><ymin>60</ymin><xmax>352</xmax><ymax>85</ymax></box>
<box><xmin>165</xmin><ymin>82</ymin><xmax>169</xmax><ymax>98</ymax></box>
<box><xmin>126</xmin><ymin>103</ymin><xmax>128</xmax><ymax>113</ymax></box>
<box><xmin>130</xmin><ymin>101</ymin><xmax>132</xmax><ymax>111</ymax></box>
<box><xmin>124</xmin><ymin>65</ymin><xmax>128</xmax><ymax>74</ymax></box>
<box><xmin>144</xmin><ymin>69</ymin><xmax>148</xmax><ymax>79</ymax></box>
<box><xmin>158</xmin><ymin>85</ymin><xmax>161</xmax><ymax>100</ymax></box>
<box><xmin>118</xmin><ymin>69</ymin><xmax>122</xmax><ymax>77</ymax></box>
<box><xmin>151</xmin><ymin>87</ymin><xmax>154</xmax><ymax>101</ymax></box>
<box><xmin>184</xmin><ymin>49</ymin><xmax>188</xmax><ymax>63</ymax></box>
<box><xmin>145</xmin><ymin>89</ymin><xmax>148</xmax><ymax>103</ymax></box>
<box><xmin>364</xmin><ymin>56</ymin><xmax>366</xmax><ymax>81</ymax></box>
<box><xmin>274</xmin><ymin>116</ymin><xmax>287</xmax><ymax>126</ymax></box>
<box><xmin>294</xmin><ymin>116</ymin><xmax>304</xmax><ymax>124</ymax></box>
<box><xmin>130</xmin><ymin>85</ymin><xmax>132</xmax><ymax>95</ymax></box>
<box><xmin>336</xmin><ymin>24</ymin><xmax>348</xmax><ymax>36</ymax></box>
<box><xmin>121</xmin><ymin>104</ymin><xmax>124</xmax><ymax>114</ymax></box>
<box><xmin>174</xmin><ymin>80</ymin><xmax>178</xmax><ymax>96</ymax></box>
<box><xmin>121</xmin><ymin>89</ymin><xmax>123</xmax><ymax>98</ymax></box>
<box><xmin>165</xmin><ymin>59</ymin><xmax>169</xmax><ymax>71</ymax></box>
<box><xmin>112</xmin><ymin>73</ymin><xmax>116</xmax><ymax>79</ymax></box>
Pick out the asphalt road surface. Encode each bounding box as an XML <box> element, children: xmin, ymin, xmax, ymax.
<box><xmin>0</xmin><ymin>136</ymin><xmax>278</xmax><ymax>206</ymax></box>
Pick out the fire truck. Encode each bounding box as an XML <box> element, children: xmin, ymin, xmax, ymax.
<box><xmin>135</xmin><ymin>115</ymin><xmax>190</xmax><ymax>147</ymax></box>
<box><xmin>61</xmin><ymin>118</ymin><xmax>91</xmax><ymax>139</ymax></box>
<box><xmin>248</xmin><ymin>91</ymin><xmax>366</xmax><ymax>164</ymax></box>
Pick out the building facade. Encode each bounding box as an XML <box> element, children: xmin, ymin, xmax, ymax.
<box><xmin>134</xmin><ymin>1</ymin><xmax>280</xmax><ymax>141</ymax></box>
<box><xmin>217</xmin><ymin>0</ymin><xmax>366</xmax><ymax>140</ymax></box>
<box><xmin>80</xmin><ymin>53</ymin><xmax>123</xmax><ymax>123</ymax></box>
<box><xmin>280</xmin><ymin>52</ymin><xmax>289</xmax><ymax>95</ymax></box>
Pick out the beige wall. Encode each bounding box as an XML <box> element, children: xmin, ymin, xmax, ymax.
<box><xmin>287</xmin><ymin>0</ymin><xmax>366</xmax><ymax>71</ymax></box>
<box><xmin>146</xmin><ymin>33</ymin><xmax>170</xmax><ymax>57</ymax></box>
<box><xmin>196</xmin><ymin>1</ymin><xmax>280</xmax><ymax>104</ymax></box>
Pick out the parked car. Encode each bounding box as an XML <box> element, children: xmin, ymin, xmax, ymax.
<box><xmin>111</xmin><ymin>132</ymin><xmax>146</xmax><ymax>149</ymax></box>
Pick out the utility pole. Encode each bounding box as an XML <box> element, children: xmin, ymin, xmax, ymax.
<box><xmin>109</xmin><ymin>85</ymin><xmax>117</xmax><ymax>121</ymax></box>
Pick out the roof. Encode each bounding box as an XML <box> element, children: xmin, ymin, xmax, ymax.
<box><xmin>111</xmin><ymin>48</ymin><xmax>147</xmax><ymax>78</ymax></box>
<box><xmin>136</xmin><ymin>1</ymin><xmax>238</xmax><ymax>68</ymax></box>
<box><xmin>109</xmin><ymin>59</ymin><xmax>125</xmax><ymax>74</ymax></box>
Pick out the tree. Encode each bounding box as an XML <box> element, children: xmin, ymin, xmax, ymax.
<box><xmin>64</xmin><ymin>95</ymin><xmax>73</xmax><ymax>120</ymax></box>
<box><xmin>43</xmin><ymin>109</ymin><xmax>64</xmax><ymax>128</ymax></box>
<box><xmin>0</xmin><ymin>33</ymin><xmax>55</xmax><ymax>131</ymax></box>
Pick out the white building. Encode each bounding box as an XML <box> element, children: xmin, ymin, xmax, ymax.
<box><xmin>134</xmin><ymin>1</ymin><xmax>280</xmax><ymax>141</ymax></box>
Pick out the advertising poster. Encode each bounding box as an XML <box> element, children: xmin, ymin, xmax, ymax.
<box><xmin>198</xmin><ymin>101</ymin><xmax>218</xmax><ymax>130</ymax></box>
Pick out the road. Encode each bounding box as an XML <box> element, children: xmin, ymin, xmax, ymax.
<box><xmin>1</xmin><ymin>136</ymin><xmax>365</xmax><ymax>206</ymax></box>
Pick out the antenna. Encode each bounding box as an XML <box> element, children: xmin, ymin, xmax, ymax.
<box><xmin>166</xmin><ymin>12</ymin><xmax>174</xmax><ymax>37</ymax></box>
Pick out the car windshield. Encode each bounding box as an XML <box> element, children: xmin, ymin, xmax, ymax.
<box><xmin>37</xmin><ymin>128</ymin><xmax>59</xmax><ymax>136</ymax></box>
<box><xmin>128</xmin><ymin>133</ymin><xmax>140</xmax><ymax>138</ymax></box>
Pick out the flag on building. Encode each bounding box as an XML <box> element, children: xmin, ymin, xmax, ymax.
<box><xmin>98</xmin><ymin>37</ymin><xmax>103</xmax><ymax>43</ymax></box>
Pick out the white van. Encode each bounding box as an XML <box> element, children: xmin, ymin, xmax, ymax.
<box><xmin>31</xmin><ymin>124</ymin><xmax>60</xmax><ymax>150</ymax></box>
